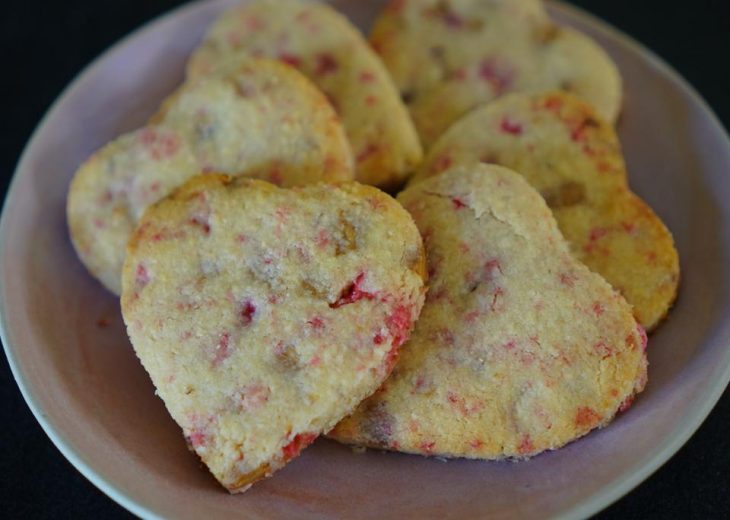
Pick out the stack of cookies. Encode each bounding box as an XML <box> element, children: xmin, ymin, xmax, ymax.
<box><xmin>66</xmin><ymin>0</ymin><xmax>679</xmax><ymax>493</ymax></box>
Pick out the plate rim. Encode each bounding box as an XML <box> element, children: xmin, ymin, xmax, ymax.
<box><xmin>545</xmin><ymin>2</ymin><xmax>730</xmax><ymax>516</ymax></box>
<box><xmin>1</xmin><ymin>1</ymin><xmax>728</xmax><ymax>519</ymax></box>
<box><xmin>0</xmin><ymin>2</ymin><xmax>199</xmax><ymax>518</ymax></box>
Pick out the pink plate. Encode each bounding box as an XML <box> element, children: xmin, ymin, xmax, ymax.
<box><xmin>2</xmin><ymin>1</ymin><xmax>730</xmax><ymax>518</ymax></box>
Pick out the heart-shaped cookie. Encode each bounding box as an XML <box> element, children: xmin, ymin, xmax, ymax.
<box><xmin>330</xmin><ymin>164</ymin><xmax>647</xmax><ymax>459</ymax></box>
<box><xmin>413</xmin><ymin>92</ymin><xmax>679</xmax><ymax>331</ymax></box>
<box><xmin>121</xmin><ymin>174</ymin><xmax>426</xmax><ymax>492</ymax></box>
<box><xmin>67</xmin><ymin>58</ymin><xmax>352</xmax><ymax>294</ymax></box>
<box><xmin>187</xmin><ymin>0</ymin><xmax>422</xmax><ymax>189</ymax></box>
<box><xmin>370</xmin><ymin>0</ymin><xmax>621</xmax><ymax>147</ymax></box>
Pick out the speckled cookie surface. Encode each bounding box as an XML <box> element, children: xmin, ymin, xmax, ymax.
<box><xmin>330</xmin><ymin>164</ymin><xmax>647</xmax><ymax>459</ymax></box>
<box><xmin>370</xmin><ymin>0</ymin><xmax>621</xmax><ymax>147</ymax></box>
<box><xmin>187</xmin><ymin>0</ymin><xmax>422</xmax><ymax>188</ymax></box>
<box><xmin>67</xmin><ymin>58</ymin><xmax>353</xmax><ymax>295</ymax></box>
<box><xmin>120</xmin><ymin>174</ymin><xmax>426</xmax><ymax>492</ymax></box>
<box><xmin>153</xmin><ymin>58</ymin><xmax>352</xmax><ymax>182</ymax></box>
<box><xmin>414</xmin><ymin>92</ymin><xmax>679</xmax><ymax>330</ymax></box>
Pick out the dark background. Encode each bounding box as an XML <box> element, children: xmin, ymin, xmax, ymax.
<box><xmin>1</xmin><ymin>0</ymin><xmax>728</xmax><ymax>518</ymax></box>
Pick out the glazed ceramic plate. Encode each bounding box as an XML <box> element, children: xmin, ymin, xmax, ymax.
<box><xmin>2</xmin><ymin>0</ymin><xmax>729</xmax><ymax>518</ymax></box>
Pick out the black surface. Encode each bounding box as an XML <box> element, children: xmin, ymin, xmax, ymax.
<box><xmin>1</xmin><ymin>1</ymin><xmax>728</xmax><ymax>518</ymax></box>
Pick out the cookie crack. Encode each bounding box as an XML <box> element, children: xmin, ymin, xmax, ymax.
<box><xmin>421</xmin><ymin>189</ymin><xmax>531</xmax><ymax>243</ymax></box>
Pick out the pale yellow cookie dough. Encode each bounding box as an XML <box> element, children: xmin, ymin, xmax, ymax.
<box><xmin>121</xmin><ymin>174</ymin><xmax>426</xmax><ymax>492</ymax></box>
<box><xmin>188</xmin><ymin>0</ymin><xmax>422</xmax><ymax>188</ymax></box>
<box><xmin>68</xmin><ymin>58</ymin><xmax>352</xmax><ymax>294</ymax></box>
<box><xmin>330</xmin><ymin>164</ymin><xmax>647</xmax><ymax>459</ymax></box>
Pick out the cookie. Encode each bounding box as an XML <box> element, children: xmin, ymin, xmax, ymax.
<box><xmin>329</xmin><ymin>164</ymin><xmax>647</xmax><ymax>459</ymax></box>
<box><xmin>413</xmin><ymin>92</ymin><xmax>679</xmax><ymax>330</ymax></box>
<box><xmin>67</xmin><ymin>58</ymin><xmax>353</xmax><ymax>295</ymax></box>
<box><xmin>120</xmin><ymin>174</ymin><xmax>427</xmax><ymax>492</ymax></box>
<box><xmin>370</xmin><ymin>0</ymin><xmax>621</xmax><ymax>147</ymax></box>
<box><xmin>152</xmin><ymin>58</ymin><xmax>353</xmax><ymax>183</ymax></box>
<box><xmin>187</xmin><ymin>0</ymin><xmax>422</xmax><ymax>189</ymax></box>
